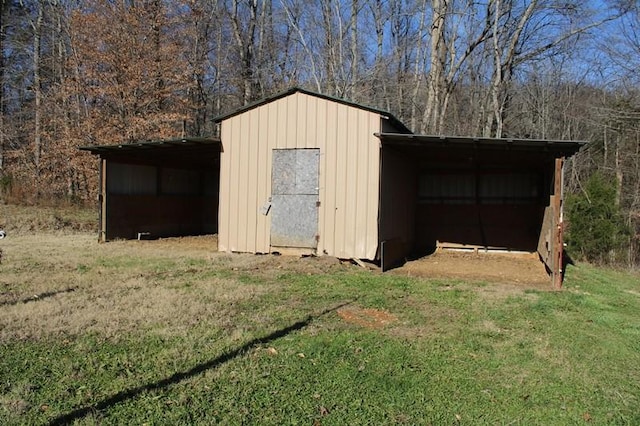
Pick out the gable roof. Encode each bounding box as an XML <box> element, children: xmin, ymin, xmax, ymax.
<box><xmin>213</xmin><ymin>87</ymin><xmax>412</xmax><ymax>134</ymax></box>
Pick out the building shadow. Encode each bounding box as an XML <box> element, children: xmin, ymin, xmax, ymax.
<box><xmin>48</xmin><ymin>301</ymin><xmax>353</xmax><ymax>426</ymax></box>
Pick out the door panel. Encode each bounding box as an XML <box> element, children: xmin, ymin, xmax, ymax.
<box><xmin>271</xmin><ymin>149</ymin><xmax>319</xmax><ymax>248</ymax></box>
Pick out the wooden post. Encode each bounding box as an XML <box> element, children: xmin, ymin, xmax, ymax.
<box><xmin>552</xmin><ymin>157</ymin><xmax>565</xmax><ymax>289</ymax></box>
<box><xmin>99</xmin><ymin>159</ymin><xmax>107</xmax><ymax>242</ymax></box>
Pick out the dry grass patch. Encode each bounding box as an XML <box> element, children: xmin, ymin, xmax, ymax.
<box><xmin>0</xmin><ymin>233</ymin><xmax>281</xmax><ymax>340</ymax></box>
<box><xmin>0</xmin><ymin>203</ymin><xmax>95</xmax><ymax>234</ymax></box>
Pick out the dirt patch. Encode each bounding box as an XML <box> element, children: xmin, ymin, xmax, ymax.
<box><xmin>221</xmin><ymin>253</ymin><xmax>349</xmax><ymax>276</ymax></box>
<box><xmin>394</xmin><ymin>251</ymin><xmax>551</xmax><ymax>287</ymax></box>
<box><xmin>337</xmin><ymin>306</ymin><xmax>397</xmax><ymax>329</ymax></box>
<box><xmin>124</xmin><ymin>235</ymin><xmax>353</xmax><ymax>276</ymax></box>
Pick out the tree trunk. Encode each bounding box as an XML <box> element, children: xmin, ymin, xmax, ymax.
<box><xmin>33</xmin><ymin>0</ymin><xmax>45</xmax><ymax>174</ymax></box>
<box><xmin>230</xmin><ymin>0</ymin><xmax>259</xmax><ymax>104</ymax></box>
<box><xmin>322</xmin><ymin>1</ymin><xmax>336</xmax><ymax>95</ymax></box>
<box><xmin>349</xmin><ymin>0</ymin><xmax>358</xmax><ymax>98</ymax></box>
<box><xmin>409</xmin><ymin>0</ymin><xmax>428</xmax><ymax>132</ymax></box>
<box><xmin>422</xmin><ymin>0</ymin><xmax>447</xmax><ymax>134</ymax></box>
<box><xmin>615</xmin><ymin>133</ymin><xmax>623</xmax><ymax>207</ymax></box>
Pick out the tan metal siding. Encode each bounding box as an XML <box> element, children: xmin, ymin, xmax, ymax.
<box><xmin>219</xmin><ymin>91</ymin><xmax>381</xmax><ymax>259</ymax></box>
<box><xmin>256</xmin><ymin>104</ymin><xmax>271</xmax><ymax>251</ymax></box>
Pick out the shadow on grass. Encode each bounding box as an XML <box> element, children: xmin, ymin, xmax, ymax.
<box><xmin>0</xmin><ymin>287</ymin><xmax>76</xmax><ymax>307</ymax></box>
<box><xmin>49</xmin><ymin>300</ymin><xmax>354</xmax><ymax>426</ymax></box>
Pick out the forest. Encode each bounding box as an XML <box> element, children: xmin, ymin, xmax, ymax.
<box><xmin>0</xmin><ymin>0</ymin><xmax>639</xmax><ymax>266</ymax></box>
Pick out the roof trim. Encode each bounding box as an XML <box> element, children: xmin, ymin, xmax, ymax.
<box><xmin>375</xmin><ymin>133</ymin><xmax>586</xmax><ymax>155</ymax></box>
<box><xmin>79</xmin><ymin>137</ymin><xmax>220</xmax><ymax>155</ymax></box>
<box><xmin>213</xmin><ymin>87</ymin><xmax>412</xmax><ymax>134</ymax></box>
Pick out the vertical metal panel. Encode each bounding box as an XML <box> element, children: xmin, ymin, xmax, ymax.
<box><xmin>379</xmin><ymin>146</ymin><xmax>418</xmax><ymax>263</ymax></box>
<box><xmin>333</xmin><ymin>103</ymin><xmax>348</xmax><ymax>256</ymax></box>
<box><xmin>245</xmin><ymin>104</ymin><xmax>260</xmax><ymax>251</ymax></box>
<box><xmin>286</xmin><ymin>95</ymin><xmax>297</xmax><ymax>148</ymax></box>
<box><xmin>107</xmin><ymin>163</ymin><xmax>156</xmax><ymax>195</ymax></box>
<box><xmin>314</xmin><ymin>97</ymin><xmax>328</xmax><ymax>253</ymax></box>
<box><xmin>320</xmin><ymin>99</ymin><xmax>336</xmax><ymax>255</ymax></box>
<box><xmin>255</xmin><ymin>104</ymin><xmax>271</xmax><ymax>252</ymax></box>
<box><xmin>218</xmin><ymin>91</ymin><xmax>381</xmax><ymax>259</ymax></box>
<box><xmin>344</xmin><ymin>107</ymin><xmax>358</xmax><ymax>254</ymax></box>
<box><xmin>236</xmin><ymin>113</ymin><xmax>249</xmax><ymax>250</ymax></box>
<box><xmin>228</xmin><ymin>115</ymin><xmax>242</xmax><ymax>251</ymax></box>
<box><xmin>552</xmin><ymin>157</ymin><xmax>564</xmax><ymax>288</ymax></box>
<box><xmin>161</xmin><ymin>168</ymin><xmax>200</xmax><ymax>195</ymax></box>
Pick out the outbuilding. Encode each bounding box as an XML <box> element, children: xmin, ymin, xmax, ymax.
<box><xmin>214</xmin><ymin>88</ymin><xmax>583</xmax><ymax>285</ymax></box>
<box><xmin>83</xmin><ymin>88</ymin><xmax>584</xmax><ymax>286</ymax></box>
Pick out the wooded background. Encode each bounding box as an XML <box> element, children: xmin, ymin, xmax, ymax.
<box><xmin>0</xmin><ymin>0</ymin><xmax>638</xmax><ymax>266</ymax></box>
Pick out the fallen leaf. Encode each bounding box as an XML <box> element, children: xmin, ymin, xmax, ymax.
<box><xmin>319</xmin><ymin>405</ymin><xmax>330</xmax><ymax>416</ymax></box>
<box><xmin>297</xmin><ymin>353</ymin><xmax>305</xmax><ymax>358</ymax></box>
<box><xmin>266</xmin><ymin>347</ymin><xmax>278</xmax><ymax>355</ymax></box>
<box><xmin>583</xmin><ymin>412</ymin><xmax>592</xmax><ymax>422</ymax></box>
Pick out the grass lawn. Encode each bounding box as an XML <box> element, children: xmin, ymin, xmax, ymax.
<box><xmin>0</xmin><ymin>218</ymin><xmax>638</xmax><ymax>424</ymax></box>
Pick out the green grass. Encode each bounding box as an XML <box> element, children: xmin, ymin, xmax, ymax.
<box><xmin>1</xmin><ymin>236</ymin><xmax>639</xmax><ymax>425</ymax></box>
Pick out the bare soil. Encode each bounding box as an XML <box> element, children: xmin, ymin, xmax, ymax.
<box><xmin>394</xmin><ymin>250</ymin><xmax>551</xmax><ymax>287</ymax></box>
<box><xmin>337</xmin><ymin>306</ymin><xmax>398</xmax><ymax>329</ymax></box>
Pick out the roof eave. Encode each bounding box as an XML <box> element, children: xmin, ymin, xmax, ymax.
<box><xmin>79</xmin><ymin>137</ymin><xmax>221</xmax><ymax>156</ymax></box>
<box><xmin>375</xmin><ymin>133</ymin><xmax>586</xmax><ymax>156</ymax></box>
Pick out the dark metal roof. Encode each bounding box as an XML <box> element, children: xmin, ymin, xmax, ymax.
<box><xmin>213</xmin><ymin>87</ymin><xmax>412</xmax><ymax>134</ymax></box>
<box><xmin>79</xmin><ymin>137</ymin><xmax>220</xmax><ymax>155</ymax></box>
<box><xmin>375</xmin><ymin>133</ymin><xmax>586</xmax><ymax>156</ymax></box>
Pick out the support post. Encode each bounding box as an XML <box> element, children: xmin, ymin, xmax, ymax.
<box><xmin>552</xmin><ymin>157</ymin><xmax>565</xmax><ymax>289</ymax></box>
<box><xmin>99</xmin><ymin>159</ymin><xmax>107</xmax><ymax>242</ymax></box>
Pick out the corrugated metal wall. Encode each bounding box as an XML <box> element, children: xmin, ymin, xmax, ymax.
<box><xmin>218</xmin><ymin>91</ymin><xmax>382</xmax><ymax>259</ymax></box>
<box><xmin>104</xmin><ymin>161</ymin><xmax>218</xmax><ymax>240</ymax></box>
<box><xmin>379</xmin><ymin>146</ymin><xmax>417</xmax><ymax>259</ymax></box>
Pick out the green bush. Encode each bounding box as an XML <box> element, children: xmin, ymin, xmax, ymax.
<box><xmin>566</xmin><ymin>172</ymin><xmax>629</xmax><ymax>264</ymax></box>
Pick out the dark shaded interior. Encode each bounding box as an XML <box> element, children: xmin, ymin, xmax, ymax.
<box><xmin>86</xmin><ymin>139</ymin><xmax>221</xmax><ymax>240</ymax></box>
<box><xmin>378</xmin><ymin>135</ymin><xmax>582</xmax><ymax>264</ymax></box>
<box><xmin>412</xmin><ymin>147</ymin><xmax>554</xmax><ymax>255</ymax></box>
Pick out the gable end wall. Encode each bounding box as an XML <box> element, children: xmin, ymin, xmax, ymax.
<box><xmin>218</xmin><ymin>91</ymin><xmax>382</xmax><ymax>260</ymax></box>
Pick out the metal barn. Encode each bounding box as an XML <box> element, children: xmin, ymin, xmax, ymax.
<box><xmin>83</xmin><ymin>88</ymin><xmax>583</xmax><ymax>286</ymax></box>
<box><xmin>215</xmin><ymin>88</ymin><xmax>583</xmax><ymax>286</ymax></box>
<box><xmin>214</xmin><ymin>88</ymin><xmax>410</xmax><ymax>261</ymax></box>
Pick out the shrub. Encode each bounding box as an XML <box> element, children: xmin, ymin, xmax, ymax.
<box><xmin>566</xmin><ymin>172</ymin><xmax>629</xmax><ymax>264</ymax></box>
